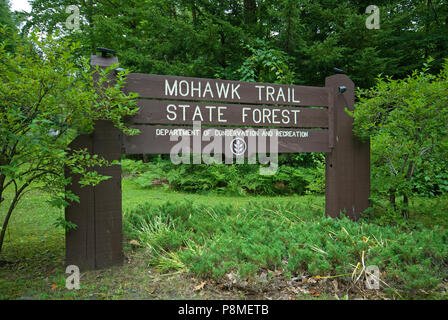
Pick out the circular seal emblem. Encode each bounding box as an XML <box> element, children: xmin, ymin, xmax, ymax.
<box><xmin>230</xmin><ymin>138</ymin><xmax>247</xmax><ymax>156</ymax></box>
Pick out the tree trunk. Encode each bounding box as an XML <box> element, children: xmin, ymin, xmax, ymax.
<box><xmin>85</xmin><ymin>0</ymin><xmax>96</xmax><ymax>55</ymax></box>
<box><xmin>169</xmin><ymin>0</ymin><xmax>177</xmax><ymax>19</ymax></box>
<box><xmin>0</xmin><ymin>195</ymin><xmax>19</xmax><ymax>257</ymax></box>
<box><xmin>283</xmin><ymin>0</ymin><xmax>297</xmax><ymax>55</ymax></box>
<box><xmin>0</xmin><ymin>174</ymin><xmax>5</xmax><ymax>205</ymax></box>
<box><xmin>389</xmin><ymin>188</ymin><xmax>396</xmax><ymax>210</ymax></box>
<box><xmin>243</xmin><ymin>0</ymin><xmax>257</xmax><ymax>25</ymax></box>
<box><xmin>219</xmin><ymin>31</ymin><xmax>227</xmax><ymax>69</ymax></box>
<box><xmin>402</xmin><ymin>194</ymin><xmax>409</xmax><ymax>218</ymax></box>
<box><xmin>402</xmin><ymin>160</ymin><xmax>415</xmax><ymax>218</ymax></box>
<box><xmin>191</xmin><ymin>2</ymin><xmax>198</xmax><ymax>26</ymax></box>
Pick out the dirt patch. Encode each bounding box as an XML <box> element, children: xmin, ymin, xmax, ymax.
<box><xmin>88</xmin><ymin>250</ymin><xmax>388</xmax><ymax>300</ymax></box>
<box><xmin>0</xmin><ymin>248</ymin><xmax>398</xmax><ymax>300</ymax></box>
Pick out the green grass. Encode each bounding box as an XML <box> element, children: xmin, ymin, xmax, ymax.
<box><xmin>0</xmin><ymin>179</ymin><xmax>319</xmax><ymax>300</ymax></box>
<box><xmin>1</xmin><ymin>178</ymin><xmax>448</xmax><ymax>300</ymax></box>
<box><xmin>122</xmin><ymin>178</ymin><xmax>310</xmax><ymax>207</ymax></box>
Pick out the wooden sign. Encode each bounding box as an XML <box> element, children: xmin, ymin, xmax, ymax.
<box><xmin>64</xmin><ymin>54</ymin><xmax>370</xmax><ymax>272</ymax></box>
<box><xmin>124</xmin><ymin>73</ymin><xmax>332</xmax><ymax>154</ymax></box>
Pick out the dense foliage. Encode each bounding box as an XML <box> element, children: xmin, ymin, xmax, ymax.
<box><xmin>24</xmin><ymin>0</ymin><xmax>448</xmax><ymax>88</ymax></box>
<box><xmin>352</xmin><ymin>59</ymin><xmax>448</xmax><ymax>216</ymax></box>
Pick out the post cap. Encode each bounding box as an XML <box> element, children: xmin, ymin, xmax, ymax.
<box><xmin>96</xmin><ymin>47</ymin><xmax>116</xmax><ymax>57</ymax></box>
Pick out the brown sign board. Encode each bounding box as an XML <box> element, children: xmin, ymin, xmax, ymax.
<box><xmin>125</xmin><ymin>73</ymin><xmax>330</xmax><ymax>107</ymax></box>
<box><xmin>65</xmin><ymin>55</ymin><xmax>370</xmax><ymax>272</ymax></box>
<box><xmin>123</xmin><ymin>126</ymin><xmax>330</xmax><ymax>154</ymax></box>
<box><xmin>129</xmin><ymin>100</ymin><xmax>328</xmax><ymax>128</ymax></box>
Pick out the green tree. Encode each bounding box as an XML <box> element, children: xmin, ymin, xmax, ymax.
<box><xmin>237</xmin><ymin>39</ymin><xmax>295</xmax><ymax>83</ymax></box>
<box><xmin>0</xmin><ymin>30</ymin><xmax>139</xmax><ymax>256</ymax></box>
<box><xmin>0</xmin><ymin>0</ymin><xmax>15</xmax><ymax>44</ymax></box>
<box><xmin>352</xmin><ymin>58</ymin><xmax>448</xmax><ymax>217</ymax></box>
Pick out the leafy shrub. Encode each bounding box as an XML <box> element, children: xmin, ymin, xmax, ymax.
<box><xmin>352</xmin><ymin>59</ymin><xmax>448</xmax><ymax>216</ymax></box>
<box><xmin>121</xmin><ymin>159</ymin><xmax>149</xmax><ymax>176</ymax></box>
<box><xmin>121</xmin><ymin>156</ymin><xmax>324</xmax><ymax>196</ymax></box>
<box><xmin>412</xmin><ymin>162</ymin><xmax>448</xmax><ymax>197</ymax></box>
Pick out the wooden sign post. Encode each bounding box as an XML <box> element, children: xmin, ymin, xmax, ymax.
<box><xmin>65</xmin><ymin>55</ymin><xmax>370</xmax><ymax>270</ymax></box>
<box><xmin>325</xmin><ymin>75</ymin><xmax>370</xmax><ymax>220</ymax></box>
<box><xmin>65</xmin><ymin>55</ymin><xmax>123</xmax><ymax>270</ymax></box>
